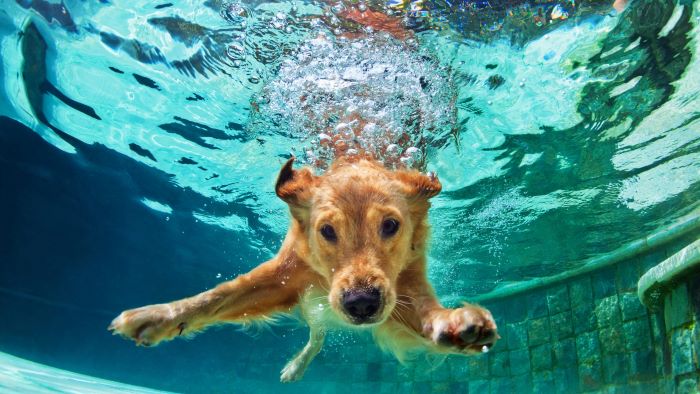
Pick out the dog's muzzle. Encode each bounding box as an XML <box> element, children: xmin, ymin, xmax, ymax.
<box><xmin>341</xmin><ymin>287</ymin><xmax>382</xmax><ymax>324</ymax></box>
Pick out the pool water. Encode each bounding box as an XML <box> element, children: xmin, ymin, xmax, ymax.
<box><xmin>1</xmin><ymin>0</ymin><xmax>699</xmax><ymax>392</ymax></box>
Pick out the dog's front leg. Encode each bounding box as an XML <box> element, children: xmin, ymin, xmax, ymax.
<box><xmin>109</xmin><ymin>252</ymin><xmax>315</xmax><ymax>347</ymax></box>
<box><xmin>280</xmin><ymin>326</ymin><xmax>325</xmax><ymax>382</ymax></box>
<box><xmin>394</xmin><ymin>262</ymin><xmax>499</xmax><ymax>354</ymax></box>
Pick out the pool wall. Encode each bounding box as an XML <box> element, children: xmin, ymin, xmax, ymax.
<box><xmin>468</xmin><ymin>215</ymin><xmax>700</xmax><ymax>393</ymax></box>
<box><xmin>247</xmin><ymin>211</ymin><xmax>700</xmax><ymax>393</ymax></box>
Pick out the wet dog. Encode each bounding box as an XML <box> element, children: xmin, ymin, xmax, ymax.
<box><xmin>109</xmin><ymin>156</ymin><xmax>498</xmax><ymax>382</ymax></box>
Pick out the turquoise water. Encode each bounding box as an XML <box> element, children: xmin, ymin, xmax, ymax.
<box><xmin>1</xmin><ymin>0</ymin><xmax>699</xmax><ymax>392</ymax></box>
<box><xmin>0</xmin><ymin>351</ymin><xmax>166</xmax><ymax>393</ymax></box>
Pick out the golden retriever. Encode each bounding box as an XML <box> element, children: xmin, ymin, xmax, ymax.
<box><xmin>108</xmin><ymin>157</ymin><xmax>498</xmax><ymax>382</ymax></box>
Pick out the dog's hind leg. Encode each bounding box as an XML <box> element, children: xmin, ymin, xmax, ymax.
<box><xmin>109</xmin><ymin>250</ymin><xmax>320</xmax><ymax>347</ymax></box>
<box><xmin>280</xmin><ymin>326</ymin><xmax>325</xmax><ymax>382</ymax></box>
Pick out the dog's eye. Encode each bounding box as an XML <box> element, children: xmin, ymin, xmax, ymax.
<box><xmin>380</xmin><ymin>218</ymin><xmax>400</xmax><ymax>238</ymax></box>
<box><xmin>320</xmin><ymin>224</ymin><xmax>337</xmax><ymax>242</ymax></box>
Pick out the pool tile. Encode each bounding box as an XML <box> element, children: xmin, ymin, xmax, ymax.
<box><xmin>595</xmin><ymin>295</ymin><xmax>621</xmax><ymax>328</ymax></box>
<box><xmin>530</xmin><ymin>344</ymin><xmax>553</xmax><ymax>371</ymax></box>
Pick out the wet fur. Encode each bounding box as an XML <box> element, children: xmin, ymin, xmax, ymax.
<box><xmin>109</xmin><ymin>157</ymin><xmax>498</xmax><ymax>382</ymax></box>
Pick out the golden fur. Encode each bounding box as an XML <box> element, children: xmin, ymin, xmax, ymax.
<box><xmin>109</xmin><ymin>157</ymin><xmax>498</xmax><ymax>382</ymax></box>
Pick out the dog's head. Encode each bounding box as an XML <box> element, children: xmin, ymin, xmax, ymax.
<box><xmin>275</xmin><ymin>157</ymin><xmax>441</xmax><ymax>325</ymax></box>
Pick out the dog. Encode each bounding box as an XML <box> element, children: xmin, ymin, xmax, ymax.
<box><xmin>109</xmin><ymin>156</ymin><xmax>498</xmax><ymax>382</ymax></box>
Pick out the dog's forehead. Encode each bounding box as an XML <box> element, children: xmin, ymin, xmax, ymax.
<box><xmin>313</xmin><ymin>165</ymin><xmax>403</xmax><ymax>212</ymax></box>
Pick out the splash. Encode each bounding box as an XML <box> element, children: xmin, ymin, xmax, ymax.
<box><xmin>250</xmin><ymin>33</ymin><xmax>457</xmax><ymax>170</ymax></box>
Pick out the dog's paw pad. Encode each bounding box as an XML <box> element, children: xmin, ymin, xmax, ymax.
<box><xmin>423</xmin><ymin>305</ymin><xmax>499</xmax><ymax>352</ymax></box>
<box><xmin>108</xmin><ymin>304</ymin><xmax>181</xmax><ymax>347</ymax></box>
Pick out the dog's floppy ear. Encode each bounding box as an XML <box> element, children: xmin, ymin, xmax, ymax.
<box><xmin>396</xmin><ymin>170</ymin><xmax>442</xmax><ymax>199</ymax></box>
<box><xmin>275</xmin><ymin>157</ymin><xmax>317</xmax><ymax>210</ymax></box>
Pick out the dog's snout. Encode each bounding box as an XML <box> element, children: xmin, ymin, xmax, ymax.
<box><xmin>342</xmin><ymin>287</ymin><xmax>381</xmax><ymax>323</ymax></box>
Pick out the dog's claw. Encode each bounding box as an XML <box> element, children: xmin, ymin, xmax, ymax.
<box><xmin>177</xmin><ymin>322</ymin><xmax>187</xmax><ymax>336</ymax></box>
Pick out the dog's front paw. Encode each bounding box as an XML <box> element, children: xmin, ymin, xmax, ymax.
<box><xmin>280</xmin><ymin>358</ymin><xmax>305</xmax><ymax>383</ymax></box>
<box><xmin>422</xmin><ymin>305</ymin><xmax>499</xmax><ymax>353</ymax></box>
<box><xmin>108</xmin><ymin>304</ymin><xmax>185</xmax><ymax>347</ymax></box>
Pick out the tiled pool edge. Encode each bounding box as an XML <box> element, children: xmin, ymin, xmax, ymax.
<box><xmin>467</xmin><ymin>209</ymin><xmax>700</xmax><ymax>393</ymax></box>
<box><xmin>472</xmin><ymin>206</ymin><xmax>700</xmax><ymax>303</ymax></box>
<box><xmin>639</xmin><ymin>238</ymin><xmax>700</xmax><ymax>394</ymax></box>
<box><xmin>638</xmin><ymin>238</ymin><xmax>700</xmax><ymax>310</ymax></box>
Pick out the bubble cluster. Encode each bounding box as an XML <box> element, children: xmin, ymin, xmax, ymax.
<box><xmin>251</xmin><ymin>34</ymin><xmax>456</xmax><ymax>170</ymax></box>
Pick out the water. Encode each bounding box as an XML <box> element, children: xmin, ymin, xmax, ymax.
<box><xmin>1</xmin><ymin>0</ymin><xmax>699</xmax><ymax>392</ymax></box>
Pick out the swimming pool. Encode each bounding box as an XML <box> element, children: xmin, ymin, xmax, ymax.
<box><xmin>1</xmin><ymin>0</ymin><xmax>699</xmax><ymax>392</ymax></box>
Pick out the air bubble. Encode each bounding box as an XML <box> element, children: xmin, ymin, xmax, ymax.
<box><xmin>386</xmin><ymin>144</ymin><xmax>400</xmax><ymax>157</ymax></box>
<box><xmin>250</xmin><ymin>36</ymin><xmax>457</xmax><ymax>171</ymax></box>
<box><xmin>405</xmin><ymin>146</ymin><xmax>420</xmax><ymax>158</ymax></box>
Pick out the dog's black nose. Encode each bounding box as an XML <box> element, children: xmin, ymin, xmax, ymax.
<box><xmin>342</xmin><ymin>287</ymin><xmax>381</xmax><ymax>322</ymax></box>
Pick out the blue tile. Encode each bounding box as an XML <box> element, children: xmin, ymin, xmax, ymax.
<box><xmin>547</xmin><ymin>285</ymin><xmax>570</xmax><ymax>314</ymax></box>
<box><xmin>553</xmin><ymin>338</ymin><xmax>577</xmax><ymax>367</ymax></box>
<box><xmin>509</xmin><ymin>349</ymin><xmax>530</xmax><ymax>375</ymax></box>
<box><xmin>595</xmin><ymin>295</ymin><xmax>621</xmax><ymax>328</ymax></box>
<box><xmin>530</xmin><ymin>344</ymin><xmax>553</xmax><ymax>372</ymax></box>
<box><xmin>578</xmin><ymin>362</ymin><xmax>603</xmax><ymax>391</ymax></box>
<box><xmin>623</xmin><ymin>318</ymin><xmax>651</xmax><ymax>351</ymax></box>
<box><xmin>572</xmin><ymin>303</ymin><xmax>597</xmax><ymax>334</ymax></box>
<box><xmin>511</xmin><ymin>373</ymin><xmax>532</xmax><ymax>393</ymax></box>
<box><xmin>468</xmin><ymin>379</ymin><xmax>489</xmax><ymax>394</ymax></box>
<box><xmin>489</xmin><ymin>350</ymin><xmax>510</xmax><ymax>377</ymax></box>
<box><xmin>527</xmin><ymin>317</ymin><xmax>551</xmax><ymax>347</ymax></box>
<box><xmin>628</xmin><ymin>349</ymin><xmax>656</xmax><ymax>380</ymax></box>
<box><xmin>554</xmin><ymin>367</ymin><xmax>579</xmax><ymax>393</ymax></box>
<box><xmin>616</xmin><ymin>261</ymin><xmax>641</xmax><ymax>292</ymax></box>
<box><xmin>506</xmin><ymin>321</ymin><xmax>528</xmax><ymax>350</ymax></box>
<box><xmin>467</xmin><ymin>354</ymin><xmax>489</xmax><ymax>378</ymax></box>
<box><xmin>599</xmin><ymin>325</ymin><xmax>625</xmax><ymax>354</ymax></box>
<box><xmin>671</xmin><ymin>328</ymin><xmax>694</xmax><ymax>376</ymax></box>
<box><xmin>620</xmin><ymin>292</ymin><xmax>648</xmax><ymax>321</ymax></box>
<box><xmin>576</xmin><ymin>331</ymin><xmax>601</xmax><ymax>363</ymax></box>
<box><xmin>592</xmin><ymin>267</ymin><xmax>616</xmax><ymax>300</ymax></box>
<box><xmin>569</xmin><ymin>276</ymin><xmax>593</xmax><ymax>308</ymax></box>
<box><xmin>532</xmin><ymin>371</ymin><xmax>554</xmax><ymax>393</ymax></box>
<box><xmin>602</xmin><ymin>354</ymin><xmax>627</xmax><ymax>384</ymax></box>
<box><xmin>527</xmin><ymin>290</ymin><xmax>549</xmax><ymax>319</ymax></box>
<box><xmin>550</xmin><ymin>310</ymin><xmax>573</xmax><ymax>340</ymax></box>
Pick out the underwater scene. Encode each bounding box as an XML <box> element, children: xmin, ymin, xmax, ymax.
<box><xmin>1</xmin><ymin>0</ymin><xmax>700</xmax><ymax>392</ymax></box>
